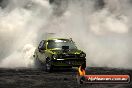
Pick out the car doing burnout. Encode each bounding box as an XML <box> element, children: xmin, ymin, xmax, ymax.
<box><xmin>33</xmin><ymin>38</ymin><xmax>86</xmax><ymax>72</ymax></box>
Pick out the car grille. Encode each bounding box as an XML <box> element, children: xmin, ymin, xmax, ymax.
<box><xmin>53</xmin><ymin>59</ymin><xmax>85</xmax><ymax>65</ymax></box>
<box><xmin>60</xmin><ymin>54</ymin><xmax>79</xmax><ymax>58</ymax></box>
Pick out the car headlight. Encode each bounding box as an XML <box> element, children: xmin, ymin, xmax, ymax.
<box><xmin>80</xmin><ymin>53</ymin><xmax>86</xmax><ymax>58</ymax></box>
<box><xmin>52</xmin><ymin>54</ymin><xmax>58</xmax><ymax>59</ymax></box>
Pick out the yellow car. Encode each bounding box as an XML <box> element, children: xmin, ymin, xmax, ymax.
<box><xmin>33</xmin><ymin>38</ymin><xmax>86</xmax><ymax>72</ymax></box>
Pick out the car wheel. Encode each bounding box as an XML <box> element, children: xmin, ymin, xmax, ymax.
<box><xmin>45</xmin><ymin>58</ymin><xmax>53</xmax><ymax>72</ymax></box>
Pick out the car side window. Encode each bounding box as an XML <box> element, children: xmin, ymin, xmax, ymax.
<box><xmin>38</xmin><ymin>40</ymin><xmax>46</xmax><ymax>50</ymax></box>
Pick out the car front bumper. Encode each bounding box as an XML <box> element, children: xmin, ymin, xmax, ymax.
<box><xmin>51</xmin><ymin>58</ymin><xmax>86</xmax><ymax>67</ymax></box>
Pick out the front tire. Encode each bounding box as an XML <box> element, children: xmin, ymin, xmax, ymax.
<box><xmin>45</xmin><ymin>58</ymin><xmax>54</xmax><ymax>72</ymax></box>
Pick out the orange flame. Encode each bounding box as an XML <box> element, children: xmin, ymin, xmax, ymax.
<box><xmin>78</xmin><ymin>66</ymin><xmax>86</xmax><ymax>76</ymax></box>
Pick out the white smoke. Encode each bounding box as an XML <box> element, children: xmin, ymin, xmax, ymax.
<box><xmin>48</xmin><ymin>0</ymin><xmax>132</xmax><ymax>68</ymax></box>
<box><xmin>0</xmin><ymin>0</ymin><xmax>52</xmax><ymax>68</ymax></box>
<box><xmin>0</xmin><ymin>0</ymin><xmax>131</xmax><ymax>69</ymax></box>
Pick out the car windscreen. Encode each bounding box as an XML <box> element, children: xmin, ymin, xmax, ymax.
<box><xmin>47</xmin><ymin>39</ymin><xmax>77</xmax><ymax>49</ymax></box>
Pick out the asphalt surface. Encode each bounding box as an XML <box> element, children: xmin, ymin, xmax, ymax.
<box><xmin>0</xmin><ymin>67</ymin><xmax>131</xmax><ymax>88</ymax></box>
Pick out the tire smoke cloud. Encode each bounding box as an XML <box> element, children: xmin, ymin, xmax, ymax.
<box><xmin>0</xmin><ymin>0</ymin><xmax>131</xmax><ymax>68</ymax></box>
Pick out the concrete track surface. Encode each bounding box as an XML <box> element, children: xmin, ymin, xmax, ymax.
<box><xmin>0</xmin><ymin>67</ymin><xmax>131</xmax><ymax>88</ymax></box>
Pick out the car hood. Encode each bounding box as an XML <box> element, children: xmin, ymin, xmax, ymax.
<box><xmin>49</xmin><ymin>49</ymin><xmax>82</xmax><ymax>54</ymax></box>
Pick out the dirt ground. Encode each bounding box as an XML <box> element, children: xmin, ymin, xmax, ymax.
<box><xmin>0</xmin><ymin>67</ymin><xmax>131</xmax><ymax>88</ymax></box>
